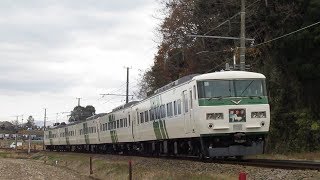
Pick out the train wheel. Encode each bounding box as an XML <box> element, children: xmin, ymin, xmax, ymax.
<box><xmin>235</xmin><ymin>156</ymin><xmax>244</xmax><ymax>160</ymax></box>
<box><xmin>198</xmin><ymin>152</ymin><xmax>205</xmax><ymax>161</ymax></box>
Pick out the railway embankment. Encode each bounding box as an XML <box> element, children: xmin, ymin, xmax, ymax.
<box><xmin>1</xmin><ymin>149</ymin><xmax>319</xmax><ymax>180</ymax></box>
<box><xmin>0</xmin><ymin>152</ymin><xmax>89</xmax><ymax>180</ymax></box>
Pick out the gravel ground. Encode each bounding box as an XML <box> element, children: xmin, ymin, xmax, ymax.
<box><xmin>0</xmin><ymin>158</ymin><xmax>90</xmax><ymax>180</ymax></box>
<box><xmin>86</xmin><ymin>153</ymin><xmax>320</xmax><ymax>180</ymax></box>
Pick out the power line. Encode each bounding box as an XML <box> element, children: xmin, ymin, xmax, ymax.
<box><xmin>253</xmin><ymin>21</ymin><xmax>320</xmax><ymax>47</ymax></box>
<box><xmin>204</xmin><ymin>0</ymin><xmax>261</xmax><ymax>35</ymax></box>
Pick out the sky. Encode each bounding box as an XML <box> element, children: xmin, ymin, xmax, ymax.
<box><xmin>0</xmin><ymin>0</ymin><xmax>162</xmax><ymax>126</ymax></box>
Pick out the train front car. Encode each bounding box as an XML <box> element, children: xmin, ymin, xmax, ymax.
<box><xmin>194</xmin><ymin>71</ymin><xmax>270</xmax><ymax>158</ymax></box>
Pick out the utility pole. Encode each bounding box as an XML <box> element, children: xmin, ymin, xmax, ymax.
<box><xmin>15</xmin><ymin>116</ymin><xmax>18</xmax><ymax>151</ymax></box>
<box><xmin>28</xmin><ymin>128</ymin><xmax>31</xmax><ymax>154</ymax></box>
<box><xmin>126</xmin><ymin>67</ymin><xmax>130</xmax><ymax>104</ymax></box>
<box><xmin>239</xmin><ymin>0</ymin><xmax>246</xmax><ymax>71</ymax></box>
<box><xmin>43</xmin><ymin>108</ymin><xmax>46</xmax><ymax>150</ymax></box>
<box><xmin>76</xmin><ymin>97</ymin><xmax>81</xmax><ymax>106</ymax></box>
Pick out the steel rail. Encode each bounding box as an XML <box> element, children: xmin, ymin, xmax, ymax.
<box><xmin>215</xmin><ymin>158</ymin><xmax>320</xmax><ymax>170</ymax></box>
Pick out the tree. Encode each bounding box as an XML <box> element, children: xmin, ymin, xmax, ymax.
<box><xmin>140</xmin><ymin>0</ymin><xmax>320</xmax><ymax>152</ymax></box>
<box><xmin>68</xmin><ymin>105</ymin><xmax>96</xmax><ymax>122</ymax></box>
<box><xmin>25</xmin><ymin>115</ymin><xmax>35</xmax><ymax>129</ymax></box>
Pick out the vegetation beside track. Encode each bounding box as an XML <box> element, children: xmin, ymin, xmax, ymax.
<box><xmin>1</xmin><ymin>149</ymin><xmax>320</xmax><ymax>179</ymax></box>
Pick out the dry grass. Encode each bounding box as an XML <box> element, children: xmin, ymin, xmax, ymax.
<box><xmin>1</xmin><ymin>150</ymin><xmax>319</xmax><ymax>180</ymax></box>
<box><xmin>27</xmin><ymin>152</ymin><xmax>235</xmax><ymax>180</ymax></box>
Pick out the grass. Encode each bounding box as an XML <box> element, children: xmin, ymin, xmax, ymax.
<box><xmin>4</xmin><ymin>150</ymin><xmax>320</xmax><ymax>180</ymax></box>
<box><xmin>23</xmin><ymin>152</ymin><xmax>235</xmax><ymax>180</ymax></box>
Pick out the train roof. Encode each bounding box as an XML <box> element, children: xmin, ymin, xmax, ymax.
<box><xmin>193</xmin><ymin>71</ymin><xmax>266</xmax><ymax>80</ymax></box>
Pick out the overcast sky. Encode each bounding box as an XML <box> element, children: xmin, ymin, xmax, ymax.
<box><xmin>0</xmin><ymin>0</ymin><xmax>161</xmax><ymax>125</ymax></box>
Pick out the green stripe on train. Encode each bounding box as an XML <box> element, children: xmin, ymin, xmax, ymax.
<box><xmin>153</xmin><ymin>121</ymin><xmax>162</xmax><ymax>139</ymax></box>
<box><xmin>162</xmin><ymin>120</ymin><xmax>169</xmax><ymax>139</ymax></box>
<box><xmin>49</xmin><ymin>131</ymin><xmax>53</xmax><ymax>145</ymax></box>
<box><xmin>110</xmin><ymin>130</ymin><xmax>118</xmax><ymax>143</ymax></box>
<box><xmin>65</xmin><ymin>128</ymin><xmax>70</xmax><ymax>145</ymax></box>
<box><xmin>198</xmin><ymin>96</ymin><xmax>268</xmax><ymax>106</ymax></box>
<box><xmin>83</xmin><ymin>123</ymin><xmax>90</xmax><ymax>144</ymax></box>
<box><xmin>153</xmin><ymin>120</ymin><xmax>169</xmax><ymax>139</ymax></box>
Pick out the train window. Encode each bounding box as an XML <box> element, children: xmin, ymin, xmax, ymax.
<box><xmin>157</xmin><ymin>107</ymin><xmax>161</xmax><ymax>119</ymax></box>
<box><xmin>128</xmin><ymin>115</ymin><xmax>131</xmax><ymax>126</ymax></box>
<box><xmin>117</xmin><ymin>120</ymin><xmax>119</xmax><ymax>128</ymax></box>
<box><xmin>145</xmin><ymin>111</ymin><xmax>149</xmax><ymax>122</ymax></box>
<box><xmin>154</xmin><ymin>107</ymin><xmax>158</xmax><ymax>119</ymax></box>
<box><xmin>177</xmin><ymin>99</ymin><xmax>182</xmax><ymax>114</ymax></box>
<box><xmin>124</xmin><ymin>118</ymin><xmax>127</xmax><ymax>127</ymax></box>
<box><xmin>140</xmin><ymin>112</ymin><xmax>144</xmax><ymax>123</ymax></box>
<box><xmin>149</xmin><ymin>109</ymin><xmax>153</xmax><ymax>121</ymax></box>
<box><xmin>184</xmin><ymin>96</ymin><xmax>189</xmax><ymax>113</ymax></box>
<box><xmin>167</xmin><ymin>102</ymin><xmax>173</xmax><ymax>117</ymax></box>
<box><xmin>190</xmin><ymin>90</ymin><xmax>193</xmax><ymax>109</ymax></box>
<box><xmin>160</xmin><ymin>105</ymin><xmax>166</xmax><ymax>118</ymax></box>
<box><xmin>174</xmin><ymin>101</ymin><xmax>177</xmax><ymax>115</ymax></box>
<box><xmin>120</xmin><ymin>119</ymin><xmax>123</xmax><ymax>128</ymax></box>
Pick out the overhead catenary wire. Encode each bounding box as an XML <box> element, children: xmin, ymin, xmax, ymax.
<box><xmin>204</xmin><ymin>0</ymin><xmax>261</xmax><ymax>35</ymax></box>
<box><xmin>253</xmin><ymin>21</ymin><xmax>320</xmax><ymax>47</ymax></box>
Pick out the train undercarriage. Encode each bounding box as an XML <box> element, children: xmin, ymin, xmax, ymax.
<box><xmin>45</xmin><ymin>133</ymin><xmax>266</xmax><ymax>159</ymax></box>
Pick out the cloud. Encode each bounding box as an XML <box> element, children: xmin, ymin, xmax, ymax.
<box><xmin>0</xmin><ymin>0</ymin><xmax>160</xmax><ymax>121</ymax></box>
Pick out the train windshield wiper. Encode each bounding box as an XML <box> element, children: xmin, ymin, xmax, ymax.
<box><xmin>208</xmin><ymin>96</ymin><xmax>223</xmax><ymax>101</ymax></box>
<box><xmin>239</xmin><ymin>80</ymin><xmax>254</xmax><ymax>97</ymax></box>
<box><xmin>249</xmin><ymin>95</ymin><xmax>263</xmax><ymax>99</ymax></box>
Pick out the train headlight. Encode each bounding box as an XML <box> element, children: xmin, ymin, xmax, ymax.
<box><xmin>251</xmin><ymin>111</ymin><xmax>267</xmax><ymax>118</ymax></box>
<box><xmin>206</xmin><ymin>113</ymin><xmax>224</xmax><ymax>120</ymax></box>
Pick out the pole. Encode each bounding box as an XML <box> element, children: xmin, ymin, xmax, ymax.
<box><xmin>126</xmin><ymin>67</ymin><xmax>129</xmax><ymax>104</ymax></box>
<box><xmin>15</xmin><ymin>116</ymin><xmax>18</xmax><ymax>151</ymax></box>
<box><xmin>240</xmin><ymin>0</ymin><xmax>246</xmax><ymax>71</ymax></box>
<box><xmin>129</xmin><ymin>160</ymin><xmax>132</xmax><ymax>180</ymax></box>
<box><xmin>77</xmin><ymin>98</ymin><xmax>81</xmax><ymax>106</ymax></box>
<box><xmin>28</xmin><ymin>129</ymin><xmax>31</xmax><ymax>154</ymax></box>
<box><xmin>90</xmin><ymin>157</ymin><xmax>93</xmax><ymax>175</ymax></box>
<box><xmin>43</xmin><ymin>108</ymin><xmax>46</xmax><ymax>150</ymax></box>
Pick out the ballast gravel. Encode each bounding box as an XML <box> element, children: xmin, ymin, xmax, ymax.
<box><xmin>91</xmin><ymin>153</ymin><xmax>320</xmax><ymax>180</ymax></box>
<box><xmin>0</xmin><ymin>158</ymin><xmax>89</xmax><ymax>180</ymax></box>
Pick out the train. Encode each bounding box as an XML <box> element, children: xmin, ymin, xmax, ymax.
<box><xmin>44</xmin><ymin>71</ymin><xmax>270</xmax><ymax>159</ymax></box>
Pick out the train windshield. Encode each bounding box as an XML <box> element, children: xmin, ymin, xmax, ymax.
<box><xmin>197</xmin><ymin>79</ymin><xmax>266</xmax><ymax>99</ymax></box>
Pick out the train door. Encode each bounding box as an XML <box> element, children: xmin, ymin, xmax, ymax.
<box><xmin>131</xmin><ymin>109</ymin><xmax>139</xmax><ymax>141</ymax></box>
<box><xmin>189</xmin><ymin>88</ymin><xmax>195</xmax><ymax>133</ymax></box>
<box><xmin>129</xmin><ymin>112</ymin><xmax>135</xmax><ymax>141</ymax></box>
<box><xmin>182</xmin><ymin>90</ymin><xmax>192</xmax><ymax>134</ymax></box>
<box><xmin>135</xmin><ymin>109</ymin><xmax>141</xmax><ymax>140</ymax></box>
<box><xmin>96</xmin><ymin>118</ymin><xmax>101</xmax><ymax>142</ymax></box>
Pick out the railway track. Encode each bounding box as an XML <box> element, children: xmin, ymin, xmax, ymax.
<box><xmin>1</xmin><ymin>148</ymin><xmax>319</xmax><ymax>171</ymax></box>
<box><xmin>216</xmin><ymin>158</ymin><xmax>320</xmax><ymax>170</ymax></box>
